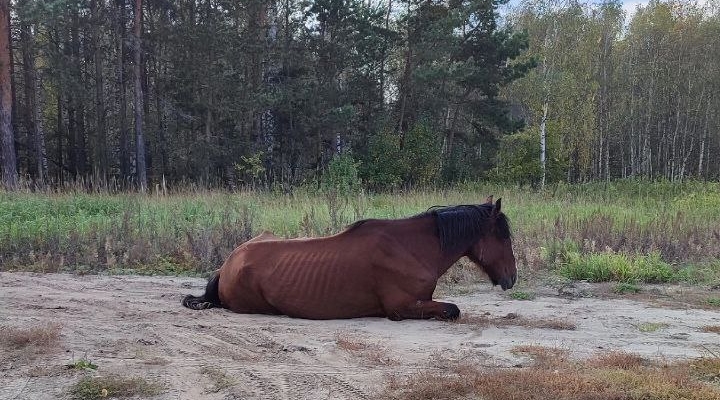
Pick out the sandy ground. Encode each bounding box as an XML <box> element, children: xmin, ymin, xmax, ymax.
<box><xmin>1</xmin><ymin>272</ymin><xmax>720</xmax><ymax>399</ymax></box>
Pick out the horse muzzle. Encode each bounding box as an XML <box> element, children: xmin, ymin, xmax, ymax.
<box><xmin>499</xmin><ymin>274</ymin><xmax>516</xmax><ymax>291</ymax></box>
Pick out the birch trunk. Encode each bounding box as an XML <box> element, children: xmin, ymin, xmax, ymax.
<box><xmin>20</xmin><ymin>20</ymin><xmax>47</xmax><ymax>185</ymax></box>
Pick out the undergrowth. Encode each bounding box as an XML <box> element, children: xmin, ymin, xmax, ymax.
<box><xmin>1</xmin><ymin>181</ymin><xmax>719</xmax><ymax>282</ymax></box>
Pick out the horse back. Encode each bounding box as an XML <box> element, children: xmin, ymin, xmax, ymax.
<box><xmin>219</xmin><ymin>232</ymin><xmax>384</xmax><ymax>319</ymax></box>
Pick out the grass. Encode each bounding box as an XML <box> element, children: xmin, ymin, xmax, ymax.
<box><xmin>0</xmin><ymin>323</ymin><xmax>62</xmax><ymax>348</ymax></box>
<box><xmin>707</xmin><ymin>297</ymin><xmax>720</xmax><ymax>307</ymax></box>
<box><xmin>334</xmin><ymin>332</ymin><xmax>397</xmax><ymax>366</ymax></box>
<box><xmin>66</xmin><ymin>358</ymin><xmax>98</xmax><ymax>371</ymax></box>
<box><xmin>635</xmin><ymin>322</ymin><xmax>669</xmax><ymax>333</ymax></box>
<box><xmin>509</xmin><ymin>290</ymin><xmax>535</xmax><ymax>300</ymax></box>
<box><xmin>383</xmin><ymin>351</ymin><xmax>720</xmax><ymax>400</ymax></box>
<box><xmin>69</xmin><ymin>375</ymin><xmax>163</xmax><ymax>399</ymax></box>
<box><xmin>457</xmin><ymin>312</ymin><xmax>577</xmax><ymax>331</ymax></box>
<box><xmin>558</xmin><ymin>250</ymin><xmax>676</xmax><ymax>283</ymax></box>
<box><xmin>701</xmin><ymin>326</ymin><xmax>720</xmax><ymax>334</ymax></box>
<box><xmin>2</xmin><ymin>181</ymin><xmax>720</xmax><ymax>283</ymax></box>
<box><xmin>200</xmin><ymin>366</ymin><xmax>235</xmax><ymax>393</ymax></box>
<box><xmin>613</xmin><ymin>282</ymin><xmax>641</xmax><ymax>294</ymax></box>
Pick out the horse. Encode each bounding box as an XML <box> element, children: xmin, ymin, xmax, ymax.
<box><xmin>182</xmin><ymin>196</ymin><xmax>516</xmax><ymax>321</ymax></box>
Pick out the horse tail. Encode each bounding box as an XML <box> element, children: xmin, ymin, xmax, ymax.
<box><xmin>182</xmin><ymin>270</ymin><xmax>222</xmax><ymax>310</ymax></box>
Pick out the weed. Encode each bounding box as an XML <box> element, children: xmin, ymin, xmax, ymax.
<box><xmin>635</xmin><ymin>322</ymin><xmax>669</xmax><ymax>333</ymax></box>
<box><xmin>707</xmin><ymin>297</ymin><xmax>720</xmax><ymax>307</ymax></box>
<box><xmin>509</xmin><ymin>290</ymin><xmax>535</xmax><ymax>300</ymax></box>
<box><xmin>200</xmin><ymin>366</ymin><xmax>235</xmax><ymax>393</ymax></box>
<box><xmin>0</xmin><ymin>323</ymin><xmax>61</xmax><ymax>348</ymax></box>
<box><xmin>66</xmin><ymin>358</ymin><xmax>98</xmax><ymax>371</ymax></box>
<box><xmin>69</xmin><ymin>375</ymin><xmax>163</xmax><ymax>399</ymax></box>
<box><xmin>613</xmin><ymin>282</ymin><xmax>641</xmax><ymax>294</ymax></box>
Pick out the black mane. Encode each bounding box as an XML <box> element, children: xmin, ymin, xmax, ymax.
<box><xmin>419</xmin><ymin>204</ymin><xmax>511</xmax><ymax>254</ymax></box>
<box><xmin>345</xmin><ymin>204</ymin><xmax>511</xmax><ymax>254</ymax></box>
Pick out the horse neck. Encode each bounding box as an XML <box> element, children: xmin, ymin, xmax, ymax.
<box><xmin>391</xmin><ymin>216</ymin><xmax>467</xmax><ymax>277</ymax></box>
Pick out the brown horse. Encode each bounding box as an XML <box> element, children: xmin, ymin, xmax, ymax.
<box><xmin>182</xmin><ymin>197</ymin><xmax>516</xmax><ymax>321</ymax></box>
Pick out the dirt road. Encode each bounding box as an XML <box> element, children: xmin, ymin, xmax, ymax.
<box><xmin>1</xmin><ymin>272</ymin><xmax>719</xmax><ymax>399</ymax></box>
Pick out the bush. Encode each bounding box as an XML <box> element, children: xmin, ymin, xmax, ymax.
<box><xmin>321</xmin><ymin>153</ymin><xmax>361</xmax><ymax>229</ymax></box>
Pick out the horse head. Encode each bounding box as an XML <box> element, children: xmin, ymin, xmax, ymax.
<box><xmin>465</xmin><ymin>197</ymin><xmax>517</xmax><ymax>291</ymax></box>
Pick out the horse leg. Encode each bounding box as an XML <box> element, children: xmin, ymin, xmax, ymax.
<box><xmin>384</xmin><ymin>299</ymin><xmax>460</xmax><ymax>321</ymax></box>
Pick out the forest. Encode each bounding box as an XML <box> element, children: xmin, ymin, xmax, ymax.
<box><xmin>0</xmin><ymin>0</ymin><xmax>718</xmax><ymax>191</ymax></box>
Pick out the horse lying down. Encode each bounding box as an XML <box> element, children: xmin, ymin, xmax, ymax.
<box><xmin>182</xmin><ymin>197</ymin><xmax>516</xmax><ymax>321</ymax></box>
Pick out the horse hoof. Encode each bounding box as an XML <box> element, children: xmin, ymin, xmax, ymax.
<box><xmin>441</xmin><ymin>304</ymin><xmax>460</xmax><ymax>320</ymax></box>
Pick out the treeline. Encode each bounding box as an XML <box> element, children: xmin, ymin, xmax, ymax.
<box><xmin>0</xmin><ymin>0</ymin><xmax>532</xmax><ymax>191</ymax></box>
<box><xmin>500</xmin><ymin>0</ymin><xmax>720</xmax><ymax>184</ymax></box>
<box><xmin>0</xmin><ymin>0</ymin><xmax>718</xmax><ymax>192</ymax></box>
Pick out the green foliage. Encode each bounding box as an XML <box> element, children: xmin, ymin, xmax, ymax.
<box><xmin>2</xmin><ymin>181</ymin><xmax>720</xmax><ymax>280</ymax></box>
<box><xmin>362</xmin><ymin>130</ymin><xmax>404</xmax><ymax>190</ymax></box>
<box><xmin>401</xmin><ymin>123</ymin><xmax>442</xmax><ymax>186</ymax></box>
<box><xmin>66</xmin><ymin>358</ymin><xmax>98</xmax><ymax>371</ymax></box>
<box><xmin>559</xmin><ymin>251</ymin><xmax>675</xmax><ymax>283</ymax></box>
<box><xmin>492</xmin><ymin>125</ymin><xmax>566</xmax><ymax>185</ymax></box>
<box><xmin>635</xmin><ymin>322</ymin><xmax>669</xmax><ymax>333</ymax></box>
<box><xmin>321</xmin><ymin>153</ymin><xmax>362</xmax><ymax>229</ymax></box>
<box><xmin>510</xmin><ymin>290</ymin><xmax>535</xmax><ymax>300</ymax></box>
<box><xmin>322</xmin><ymin>153</ymin><xmax>362</xmax><ymax>199</ymax></box>
<box><xmin>234</xmin><ymin>152</ymin><xmax>266</xmax><ymax>185</ymax></box>
<box><xmin>361</xmin><ymin>123</ymin><xmax>442</xmax><ymax>188</ymax></box>
<box><xmin>613</xmin><ymin>282</ymin><xmax>641</xmax><ymax>294</ymax></box>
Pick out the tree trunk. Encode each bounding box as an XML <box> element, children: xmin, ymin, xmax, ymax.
<box><xmin>92</xmin><ymin>0</ymin><xmax>108</xmax><ymax>182</ymax></box>
<box><xmin>118</xmin><ymin>0</ymin><xmax>130</xmax><ymax>181</ymax></box>
<box><xmin>379</xmin><ymin>0</ymin><xmax>392</xmax><ymax>106</ymax></box>
<box><xmin>0</xmin><ymin>0</ymin><xmax>17</xmax><ymax>189</ymax></box>
<box><xmin>69</xmin><ymin>11</ymin><xmax>87</xmax><ymax>179</ymax></box>
<box><xmin>20</xmin><ymin>19</ymin><xmax>47</xmax><ymax>185</ymax></box>
<box><xmin>133</xmin><ymin>0</ymin><xmax>147</xmax><ymax>192</ymax></box>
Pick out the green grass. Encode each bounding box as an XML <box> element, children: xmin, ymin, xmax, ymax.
<box><xmin>613</xmin><ymin>282</ymin><xmax>641</xmax><ymax>294</ymax></box>
<box><xmin>509</xmin><ymin>290</ymin><xmax>535</xmax><ymax>300</ymax></box>
<box><xmin>2</xmin><ymin>181</ymin><xmax>720</xmax><ymax>280</ymax></box>
<box><xmin>558</xmin><ymin>251</ymin><xmax>675</xmax><ymax>283</ymax></box>
<box><xmin>66</xmin><ymin>358</ymin><xmax>98</xmax><ymax>371</ymax></box>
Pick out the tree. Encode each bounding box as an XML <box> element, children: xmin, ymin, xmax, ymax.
<box><xmin>0</xmin><ymin>0</ymin><xmax>17</xmax><ymax>190</ymax></box>
<box><xmin>133</xmin><ymin>0</ymin><xmax>146</xmax><ymax>191</ymax></box>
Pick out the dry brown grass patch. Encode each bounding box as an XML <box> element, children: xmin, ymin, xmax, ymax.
<box><xmin>511</xmin><ymin>345</ymin><xmax>569</xmax><ymax>367</ymax></box>
<box><xmin>457</xmin><ymin>312</ymin><xmax>576</xmax><ymax>331</ymax></box>
<box><xmin>335</xmin><ymin>332</ymin><xmax>397</xmax><ymax>366</ymax></box>
<box><xmin>200</xmin><ymin>366</ymin><xmax>235</xmax><ymax>393</ymax></box>
<box><xmin>701</xmin><ymin>325</ymin><xmax>720</xmax><ymax>334</ymax></box>
<box><xmin>0</xmin><ymin>322</ymin><xmax>62</xmax><ymax>348</ymax></box>
<box><xmin>383</xmin><ymin>353</ymin><xmax>720</xmax><ymax>400</ymax></box>
<box><xmin>69</xmin><ymin>374</ymin><xmax>163</xmax><ymax>399</ymax></box>
<box><xmin>588</xmin><ymin>351</ymin><xmax>646</xmax><ymax>369</ymax></box>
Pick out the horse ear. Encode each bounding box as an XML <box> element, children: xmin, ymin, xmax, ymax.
<box><xmin>493</xmin><ymin>198</ymin><xmax>502</xmax><ymax>215</ymax></box>
<box><xmin>485</xmin><ymin>195</ymin><xmax>494</xmax><ymax>205</ymax></box>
